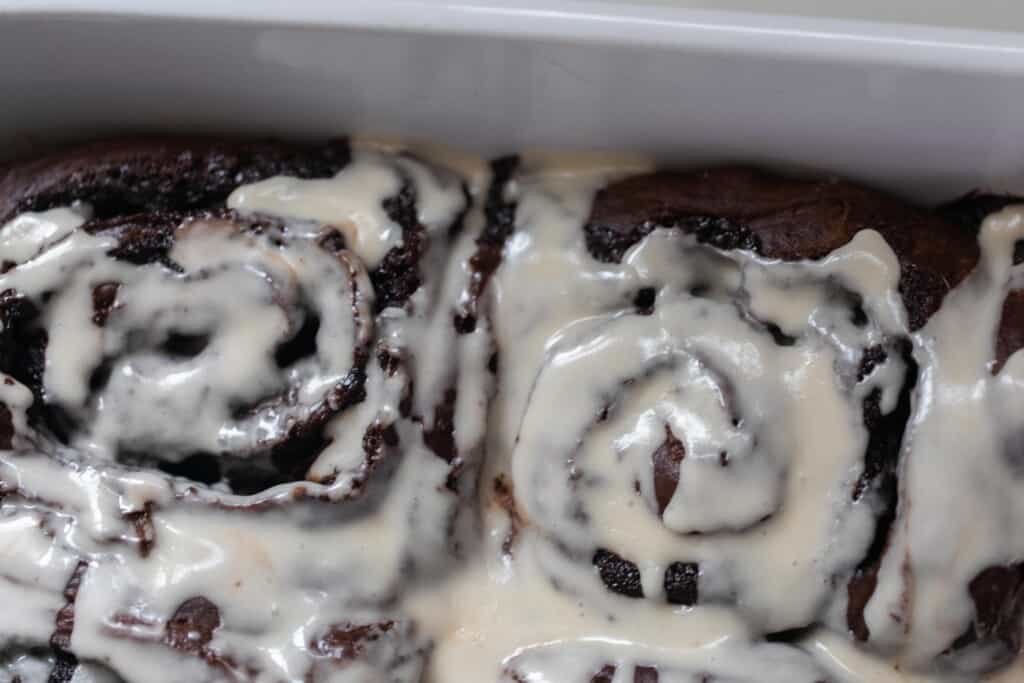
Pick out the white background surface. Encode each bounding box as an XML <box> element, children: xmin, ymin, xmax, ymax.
<box><xmin>2</xmin><ymin>0</ymin><xmax>1024</xmax><ymax>35</ymax></box>
<box><xmin>0</xmin><ymin>0</ymin><xmax>1021</xmax><ymax>203</ymax></box>
<box><xmin>630</xmin><ymin>0</ymin><xmax>1024</xmax><ymax>32</ymax></box>
<box><xmin>4</xmin><ymin>0</ymin><xmax>1023</xmax><ymax>33</ymax></box>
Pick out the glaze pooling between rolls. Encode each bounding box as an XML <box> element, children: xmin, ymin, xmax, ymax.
<box><xmin>1</xmin><ymin>140</ymin><xmax>1023</xmax><ymax>683</ymax></box>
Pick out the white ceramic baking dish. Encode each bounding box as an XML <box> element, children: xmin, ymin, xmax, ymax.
<box><xmin>0</xmin><ymin>0</ymin><xmax>1022</xmax><ymax>203</ymax></box>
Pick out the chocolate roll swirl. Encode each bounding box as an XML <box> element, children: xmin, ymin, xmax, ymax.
<box><xmin>487</xmin><ymin>160</ymin><xmax>1024</xmax><ymax>678</ymax></box>
<box><xmin>511</xmin><ymin>227</ymin><xmax>908</xmax><ymax>630</ymax></box>
<box><xmin>4</xmin><ymin>140</ymin><xmax>1023</xmax><ymax>682</ymax></box>
<box><xmin>0</xmin><ymin>139</ymin><xmax>492</xmax><ymax>683</ymax></box>
<box><xmin>3</xmin><ymin>212</ymin><xmax>374</xmax><ymax>494</ymax></box>
<box><xmin>492</xmin><ymin>161</ymin><xmax>915</xmax><ymax>634</ymax></box>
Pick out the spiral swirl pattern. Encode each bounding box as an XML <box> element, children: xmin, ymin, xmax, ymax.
<box><xmin>511</xmin><ymin>226</ymin><xmax>909</xmax><ymax>631</ymax></box>
<box><xmin>0</xmin><ymin>140</ymin><xmax>490</xmax><ymax>683</ymax></box>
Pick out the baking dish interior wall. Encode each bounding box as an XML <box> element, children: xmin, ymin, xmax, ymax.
<box><xmin>0</xmin><ymin>14</ymin><xmax>1022</xmax><ymax>201</ymax></box>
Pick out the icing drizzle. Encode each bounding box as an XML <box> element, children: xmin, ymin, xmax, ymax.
<box><xmin>0</xmin><ymin>144</ymin><xmax>1021</xmax><ymax>683</ymax></box>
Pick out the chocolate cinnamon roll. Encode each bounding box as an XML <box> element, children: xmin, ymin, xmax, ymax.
<box><xmin>484</xmin><ymin>160</ymin><xmax>1024</xmax><ymax>676</ymax></box>
<box><xmin>0</xmin><ymin>139</ymin><xmax>493</xmax><ymax>682</ymax></box>
<box><xmin>488</xmin><ymin>162</ymin><xmax>915</xmax><ymax>632</ymax></box>
<box><xmin>4</xmin><ymin>139</ymin><xmax>1023</xmax><ymax>682</ymax></box>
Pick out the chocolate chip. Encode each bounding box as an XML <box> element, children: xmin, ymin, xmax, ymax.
<box><xmin>593</xmin><ymin>548</ymin><xmax>643</xmax><ymax>598</ymax></box>
<box><xmin>664</xmin><ymin>562</ymin><xmax>699</xmax><ymax>606</ymax></box>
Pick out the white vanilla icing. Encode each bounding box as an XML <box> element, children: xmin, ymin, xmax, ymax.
<box><xmin>0</xmin><ymin>220</ymin><xmax>369</xmax><ymax>465</ymax></box>
<box><xmin>856</xmin><ymin>207</ymin><xmax>1024</xmax><ymax>673</ymax></box>
<box><xmin>0</xmin><ymin>148</ymin><xmax>485</xmax><ymax>682</ymax></box>
<box><xmin>0</xmin><ymin>205</ymin><xmax>89</xmax><ymax>265</ymax></box>
<box><xmin>493</xmin><ymin>162</ymin><xmax>902</xmax><ymax>634</ymax></box>
<box><xmin>0</xmin><ymin>146</ymin><xmax>1021</xmax><ymax>683</ymax></box>
<box><xmin>228</xmin><ymin>149</ymin><xmax>424</xmax><ymax>269</ymax></box>
<box><xmin>0</xmin><ymin>654</ymin><xmax>52</xmax><ymax>683</ymax></box>
<box><xmin>805</xmin><ymin>629</ymin><xmax>959</xmax><ymax>683</ymax></box>
<box><xmin>500</xmin><ymin>638</ymin><xmax>833</xmax><ymax>682</ymax></box>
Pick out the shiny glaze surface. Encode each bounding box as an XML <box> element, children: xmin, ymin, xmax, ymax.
<box><xmin>1</xmin><ymin>144</ymin><xmax>1022</xmax><ymax>682</ymax></box>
